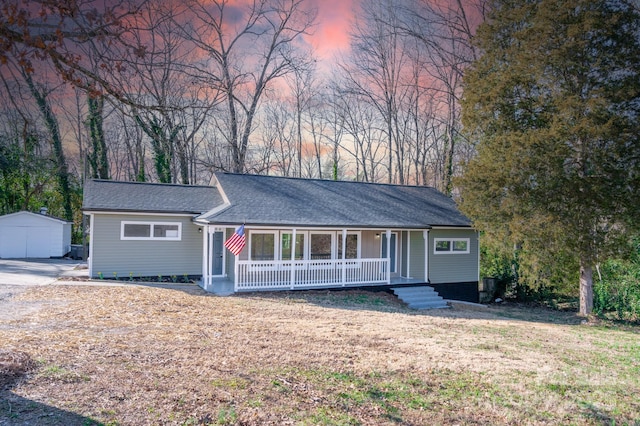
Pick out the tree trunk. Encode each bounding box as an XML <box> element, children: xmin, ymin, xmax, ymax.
<box><xmin>579</xmin><ymin>258</ymin><xmax>594</xmax><ymax>316</ymax></box>
<box><xmin>177</xmin><ymin>142</ymin><xmax>190</xmax><ymax>184</ymax></box>
<box><xmin>134</xmin><ymin>114</ymin><xmax>172</xmax><ymax>183</ymax></box>
<box><xmin>136</xmin><ymin>142</ymin><xmax>146</xmax><ymax>182</ymax></box>
<box><xmin>87</xmin><ymin>94</ymin><xmax>109</xmax><ymax>179</ymax></box>
<box><xmin>24</xmin><ymin>73</ymin><xmax>73</xmax><ymax>221</ymax></box>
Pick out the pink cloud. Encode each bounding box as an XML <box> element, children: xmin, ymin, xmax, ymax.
<box><xmin>306</xmin><ymin>0</ymin><xmax>354</xmax><ymax>60</ymax></box>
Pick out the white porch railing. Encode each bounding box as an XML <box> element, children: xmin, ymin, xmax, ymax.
<box><xmin>235</xmin><ymin>258</ymin><xmax>390</xmax><ymax>291</ymax></box>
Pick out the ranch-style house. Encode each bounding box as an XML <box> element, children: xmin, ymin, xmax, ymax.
<box><xmin>82</xmin><ymin>173</ymin><xmax>480</xmax><ymax>302</ymax></box>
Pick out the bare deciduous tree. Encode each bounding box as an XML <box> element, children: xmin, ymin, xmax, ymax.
<box><xmin>339</xmin><ymin>0</ymin><xmax>411</xmax><ymax>184</ymax></box>
<box><xmin>182</xmin><ymin>0</ymin><xmax>316</xmax><ymax>173</ymax></box>
<box><xmin>400</xmin><ymin>0</ymin><xmax>487</xmax><ymax>192</ymax></box>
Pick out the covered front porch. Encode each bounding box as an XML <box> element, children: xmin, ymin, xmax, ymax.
<box><xmin>203</xmin><ymin>274</ymin><xmax>425</xmax><ymax>296</ymax></box>
<box><xmin>200</xmin><ymin>226</ymin><xmax>431</xmax><ymax>294</ymax></box>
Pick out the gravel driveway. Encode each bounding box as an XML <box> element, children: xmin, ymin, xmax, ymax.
<box><xmin>0</xmin><ymin>259</ymin><xmax>84</xmax><ymax>322</ymax></box>
<box><xmin>0</xmin><ymin>258</ymin><xmax>82</xmax><ymax>286</ymax></box>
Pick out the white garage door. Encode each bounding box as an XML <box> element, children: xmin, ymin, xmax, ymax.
<box><xmin>0</xmin><ymin>226</ymin><xmax>51</xmax><ymax>258</ymax></box>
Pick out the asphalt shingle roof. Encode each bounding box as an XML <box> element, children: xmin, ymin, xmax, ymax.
<box><xmin>201</xmin><ymin>173</ymin><xmax>471</xmax><ymax>228</ymax></box>
<box><xmin>82</xmin><ymin>179</ymin><xmax>223</xmax><ymax>214</ymax></box>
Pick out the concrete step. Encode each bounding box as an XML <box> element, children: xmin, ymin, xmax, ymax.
<box><xmin>392</xmin><ymin>286</ymin><xmax>437</xmax><ymax>296</ymax></box>
<box><xmin>391</xmin><ymin>286</ymin><xmax>449</xmax><ymax>310</ymax></box>
<box><xmin>407</xmin><ymin>300</ymin><xmax>450</xmax><ymax>309</ymax></box>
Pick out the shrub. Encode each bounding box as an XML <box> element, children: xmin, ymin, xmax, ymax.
<box><xmin>593</xmin><ymin>259</ymin><xmax>640</xmax><ymax>322</ymax></box>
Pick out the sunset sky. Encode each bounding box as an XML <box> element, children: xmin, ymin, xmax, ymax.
<box><xmin>304</xmin><ymin>0</ymin><xmax>355</xmax><ymax>63</ymax></box>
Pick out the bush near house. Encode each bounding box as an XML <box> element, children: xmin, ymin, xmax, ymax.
<box><xmin>481</xmin><ymin>238</ymin><xmax>640</xmax><ymax>323</ymax></box>
<box><xmin>594</xmin><ymin>255</ymin><xmax>640</xmax><ymax>322</ymax></box>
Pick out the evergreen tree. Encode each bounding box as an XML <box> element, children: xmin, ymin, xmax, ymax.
<box><xmin>458</xmin><ymin>0</ymin><xmax>640</xmax><ymax>315</ymax></box>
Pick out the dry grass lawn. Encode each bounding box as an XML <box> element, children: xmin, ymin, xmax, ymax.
<box><xmin>0</xmin><ymin>283</ymin><xmax>638</xmax><ymax>425</ymax></box>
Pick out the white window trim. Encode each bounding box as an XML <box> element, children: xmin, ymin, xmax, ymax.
<box><xmin>434</xmin><ymin>237</ymin><xmax>470</xmax><ymax>254</ymax></box>
<box><xmin>120</xmin><ymin>221</ymin><xmax>182</xmax><ymax>241</ymax></box>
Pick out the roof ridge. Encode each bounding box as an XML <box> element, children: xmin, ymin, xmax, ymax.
<box><xmin>89</xmin><ymin>179</ymin><xmax>213</xmax><ymax>189</ymax></box>
<box><xmin>0</xmin><ymin>210</ymin><xmax>71</xmax><ymax>223</ymax></box>
<box><xmin>217</xmin><ymin>173</ymin><xmax>440</xmax><ymax>191</ymax></box>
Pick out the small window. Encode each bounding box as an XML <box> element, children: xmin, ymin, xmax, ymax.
<box><xmin>310</xmin><ymin>233</ymin><xmax>333</xmax><ymax>260</ymax></box>
<box><xmin>338</xmin><ymin>233</ymin><xmax>360</xmax><ymax>259</ymax></box>
<box><xmin>250</xmin><ymin>232</ymin><xmax>276</xmax><ymax>261</ymax></box>
<box><xmin>435</xmin><ymin>240</ymin><xmax>451</xmax><ymax>252</ymax></box>
<box><xmin>121</xmin><ymin>221</ymin><xmax>182</xmax><ymax>241</ymax></box>
<box><xmin>453</xmin><ymin>240</ymin><xmax>468</xmax><ymax>252</ymax></box>
<box><xmin>154</xmin><ymin>224</ymin><xmax>180</xmax><ymax>238</ymax></box>
<box><xmin>434</xmin><ymin>238</ymin><xmax>470</xmax><ymax>254</ymax></box>
<box><xmin>124</xmin><ymin>223</ymin><xmax>150</xmax><ymax>238</ymax></box>
<box><xmin>281</xmin><ymin>233</ymin><xmax>304</xmax><ymax>260</ymax></box>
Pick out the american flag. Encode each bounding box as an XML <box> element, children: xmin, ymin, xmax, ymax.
<box><xmin>224</xmin><ymin>224</ymin><xmax>246</xmax><ymax>256</ymax></box>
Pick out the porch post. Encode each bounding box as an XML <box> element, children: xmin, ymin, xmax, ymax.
<box><xmin>201</xmin><ymin>226</ymin><xmax>208</xmax><ymax>289</ymax></box>
<box><xmin>207</xmin><ymin>227</ymin><xmax>216</xmax><ymax>285</ymax></box>
<box><xmin>386</xmin><ymin>229</ymin><xmax>391</xmax><ymax>283</ymax></box>
<box><xmin>290</xmin><ymin>228</ymin><xmax>296</xmax><ymax>290</ymax></box>
<box><xmin>341</xmin><ymin>229</ymin><xmax>347</xmax><ymax>286</ymax></box>
<box><xmin>234</xmin><ymin>235</ymin><xmax>239</xmax><ymax>292</ymax></box>
<box><xmin>406</xmin><ymin>231</ymin><xmax>411</xmax><ymax>278</ymax></box>
<box><xmin>423</xmin><ymin>230</ymin><xmax>430</xmax><ymax>283</ymax></box>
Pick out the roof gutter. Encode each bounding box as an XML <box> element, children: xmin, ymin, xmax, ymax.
<box><xmin>81</xmin><ymin>209</ymin><xmax>201</xmax><ymax>216</ymax></box>
<box><xmin>189</xmin><ymin>221</ymin><xmax>437</xmax><ymax>230</ymax></box>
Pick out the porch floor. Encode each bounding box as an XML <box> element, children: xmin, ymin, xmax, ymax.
<box><xmin>200</xmin><ymin>276</ymin><xmax>425</xmax><ymax>296</ymax></box>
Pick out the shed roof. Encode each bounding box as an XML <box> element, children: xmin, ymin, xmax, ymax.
<box><xmin>199</xmin><ymin>173</ymin><xmax>471</xmax><ymax>229</ymax></box>
<box><xmin>0</xmin><ymin>211</ymin><xmax>71</xmax><ymax>225</ymax></box>
<box><xmin>82</xmin><ymin>179</ymin><xmax>223</xmax><ymax>214</ymax></box>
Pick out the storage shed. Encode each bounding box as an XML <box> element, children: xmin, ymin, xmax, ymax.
<box><xmin>0</xmin><ymin>211</ymin><xmax>72</xmax><ymax>258</ymax></box>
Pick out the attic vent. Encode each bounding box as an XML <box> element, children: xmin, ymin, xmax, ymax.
<box><xmin>39</xmin><ymin>207</ymin><xmax>48</xmax><ymax>215</ymax></box>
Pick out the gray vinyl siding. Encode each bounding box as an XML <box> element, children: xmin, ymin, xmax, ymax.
<box><xmin>91</xmin><ymin>214</ymin><xmax>202</xmax><ymax>278</ymax></box>
<box><xmin>428</xmin><ymin>229</ymin><xmax>478</xmax><ymax>284</ymax></box>
<box><xmin>361</xmin><ymin>231</ymin><xmax>379</xmax><ymax>258</ymax></box>
<box><xmin>409</xmin><ymin>231</ymin><xmax>425</xmax><ymax>280</ymax></box>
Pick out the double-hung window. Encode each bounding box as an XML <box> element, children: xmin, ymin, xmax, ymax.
<box><xmin>121</xmin><ymin>222</ymin><xmax>181</xmax><ymax>241</ymax></box>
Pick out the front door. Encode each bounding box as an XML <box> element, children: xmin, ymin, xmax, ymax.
<box><xmin>213</xmin><ymin>231</ymin><xmax>224</xmax><ymax>275</ymax></box>
<box><xmin>381</xmin><ymin>233</ymin><xmax>397</xmax><ymax>273</ymax></box>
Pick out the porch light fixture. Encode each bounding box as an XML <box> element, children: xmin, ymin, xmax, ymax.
<box><xmin>375</xmin><ymin>233</ymin><xmax>380</xmax><ymax>239</ymax></box>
